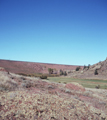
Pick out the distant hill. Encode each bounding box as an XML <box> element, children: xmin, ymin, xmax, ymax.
<box><xmin>0</xmin><ymin>59</ymin><xmax>83</xmax><ymax>74</ymax></box>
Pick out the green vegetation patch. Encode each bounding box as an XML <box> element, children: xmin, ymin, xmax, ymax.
<box><xmin>48</xmin><ymin>77</ymin><xmax>107</xmax><ymax>89</ymax></box>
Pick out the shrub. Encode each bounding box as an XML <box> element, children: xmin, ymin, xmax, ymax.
<box><xmin>48</xmin><ymin>68</ymin><xmax>53</xmax><ymax>74</ymax></box>
<box><xmin>60</xmin><ymin>69</ymin><xmax>64</xmax><ymax>75</ymax></box>
<box><xmin>26</xmin><ymin>82</ymin><xmax>33</xmax><ymax>88</ymax></box>
<box><xmin>75</xmin><ymin>66</ymin><xmax>80</xmax><ymax>71</ymax></box>
<box><xmin>0</xmin><ymin>84</ymin><xmax>11</xmax><ymax>91</ymax></box>
<box><xmin>18</xmin><ymin>73</ymin><xmax>28</xmax><ymax>76</ymax></box>
<box><xmin>83</xmin><ymin>65</ymin><xmax>87</xmax><ymax>70</ymax></box>
<box><xmin>87</xmin><ymin>64</ymin><xmax>90</xmax><ymax>69</ymax></box>
<box><xmin>0</xmin><ymin>72</ymin><xmax>18</xmax><ymax>91</ymax></box>
<box><xmin>94</xmin><ymin>69</ymin><xmax>98</xmax><ymax>75</ymax></box>
<box><xmin>68</xmin><ymin>71</ymin><xmax>71</xmax><ymax>74</ymax></box>
<box><xmin>21</xmin><ymin>81</ymin><xmax>35</xmax><ymax>88</ymax></box>
<box><xmin>95</xmin><ymin>85</ymin><xmax>100</xmax><ymax>89</ymax></box>
<box><xmin>64</xmin><ymin>82</ymin><xmax>67</xmax><ymax>84</ymax></box>
<box><xmin>47</xmin><ymin>74</ymin><xmax>59</xmax><ymax>77</ymax></box>
<box><xmin>7</xmin><ymin>81</ymin><xmax>18</xmax><ymax>88</ymax></box>
<box><xmin>63</xmin><ymin>71</ymin><xmax>67</xmax><ymax>76</ymax></box>
<box><xmin>40</xmin><ymin>75</ymin><xmax>47</xmax><ymax>79</ymax></box>
<box><xmin>20</xmin><ymin>77</ymin><xmax>26</xmax><ymax>80</ymax></box>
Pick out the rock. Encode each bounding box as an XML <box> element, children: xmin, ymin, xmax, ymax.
<box><xmin>93</xmin><ymin>65</ymin><xmax>101</xmax><ymax>70</ymax></box>
<box><xmin>65</xmin><ymin>82</ymin><xmax>85</xmax><ymax>92</ymax></box>
<box><xmin>0</xmin><ymin>67</ymin><xmax>6</xmax><ymax>72</ymax></box>
<box><xmin>65</xmin><ymin>89</ymin><xmax>71</xmax><ymax>93</ymax></box>
<box><xmin>48</xmin><ymin>85</ymin><xmax>55</xmax><ymax>89</ymax></box>
<box><xmin>81</xmin><ymin>71</ymin><xmax>83</xmax><ymax>73</ymax></box>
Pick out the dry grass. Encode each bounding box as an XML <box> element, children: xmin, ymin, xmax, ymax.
<box><xmin>0</xmin><ymin>71</ymin><xmax>107</xmax><ymax>119</ymax></box>
<box><xmin>0</xmin><ymin>91</ymin><xmax>107</xmax><ymax>120</ymax></box>
<box><xmin>0</xmin><ymin>72</ymin><xmax>18</xmax><ymax>91</ymax></box>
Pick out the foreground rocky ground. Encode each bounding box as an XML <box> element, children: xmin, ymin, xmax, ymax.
<box><xmin>0</xmin><ymin>71</ymin><xmax>107</xmax><ymax>120</ymax></box>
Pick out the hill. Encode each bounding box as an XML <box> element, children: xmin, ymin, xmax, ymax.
<box><xmin>68</xmin><ymin>58</ymin><xmax>107</xmax><ymax>80</ymax></box>
<box><xmin>0</xmin><ymin>59</ymin><xmax>107</xmax><ymax>119</ymax></box>
<box><xmin>0</xmin><ymin>59</ymin><xmax>83</xmax><ymax>74</ymax></box>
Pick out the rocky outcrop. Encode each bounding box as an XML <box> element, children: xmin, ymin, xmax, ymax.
<box><xmin>0</xmin><ymin>67</ymin><xmax>6</xmax><ymax>72</ymax></box>
<box><xmin>68</xmin><ymin>58</ymin><xmax>107</xmax><ymax>80</ymax></box>
<box><xmin>90</xmin><ymin>64</ymin><xmax>101</xmax><ymax>70</ymax></box>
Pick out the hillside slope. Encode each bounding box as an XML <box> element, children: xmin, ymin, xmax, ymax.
<box><xmin>0</xmin><ymin>59</ymin><xmax>81</xmax><ymax>74</ymax></box>
<box><xmin>0</xmin><ymin>71</ymin><xmax>107</xmax><ymax>119</ymax></box>
<box><xmin>68</xmin><ymin>58</ymin><xmax>107</xmax><ymax>80</ymax></box>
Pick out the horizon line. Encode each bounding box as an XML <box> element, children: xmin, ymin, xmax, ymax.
<box><xmin>0</xmin><ymin>59</ymin><xmax>84</xmax><ymax>66</ymax></box>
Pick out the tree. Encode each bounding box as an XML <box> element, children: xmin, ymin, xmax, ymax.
<box><xmin>60</xmin><ymin>69</ymin><xmax>63</xmax><ymax>75</ymax></box>
<box><xmin>87</xmin><ymin>64</ymin><xmax>90</xmax><ymax>69</ymax></box>
<box><xmin>75</xmin><ymin>66</ymin><xmax>80</xmax><ymax>71</ymax></box>
<box><xmin>94</xmin><ymin>69</ymin><xmax>98</xmax><ymax>75</ymax></box>
<box><xmin>48</xmin><ymin>68</ymin><xmax>53</xmax><ymax>74</ymax></box>
<box><xmin>83</xmin><ymin>65</ymin><xmax>86</xmax><ymax>70</ymax></box>
<box><xmin>63</xmin><ymin>71</ymin><xmax>67</xmax><ymax>76</ymax></box>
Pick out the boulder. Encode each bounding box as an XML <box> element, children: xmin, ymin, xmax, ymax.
<box><xmin>65</xmin><ymin>82</ymin><xmax>85</xmax><ymax>92</ymax></box>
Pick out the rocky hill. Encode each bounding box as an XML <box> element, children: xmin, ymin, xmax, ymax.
<box><xmin>68</xmin><ymin>58</ymin><xmax>107</xmax><ymax>80</ymax></box>
<box><xmin>0</xmin><ymin>59</ymin><xmax>83</xmax><ymax>74</ymax></box>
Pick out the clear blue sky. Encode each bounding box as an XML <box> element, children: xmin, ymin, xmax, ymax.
<box><xmin>0</xmin><ymin>0</ymin><xmax>107</xmax><ymax>66</ymax></box>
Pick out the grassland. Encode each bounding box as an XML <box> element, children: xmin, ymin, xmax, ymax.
<box><xmin>48</xmin><ymin>77</ymin><xmax>107</xmax><ymax>89</ymax></box>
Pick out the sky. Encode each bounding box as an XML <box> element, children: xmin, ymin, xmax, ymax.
<box><xmin>0</xmin><ymin>0</ymin><xmax>107</xmax><ymax>66</ymax></box>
